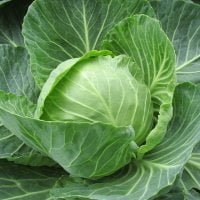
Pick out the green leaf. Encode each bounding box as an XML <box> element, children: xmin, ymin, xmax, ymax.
<box><xmin>0</xmin><ymin>114</ymin><xmax>136</xmax><ymax>179</ymax></box>
<box><xmin>0</xmin><ymin>45</ymin><xmax>39</xmax><ymax>103</ymax></box>
<box><xmin>22</xmin><ymin>0</ymin><xmax>154</xmax><ymax>87</ymax></box>
<box><xmin>103</xmin><ymin>15</ymin><xmax>176</xmax><ymax>156</ymax></box>
<box><xmin>185</xmin><ymin>190</ymin><xmax>200</xmax><ymax>200</ymax></box>
<box><xmin>1</xmin><ymin>82</ymin><xmax>200</xmax><ymax>199</ymax></box>
<box><xmin>0</xmin><ymin>159</ymin><xmax>63</xmax><ymax>200</ymax></box>
<box><xmin>47</xmin><ymin>83</ymin><xmax>200</xmax><ymax>200</ymax></box>
<box><xmin>0</xmin><ymin>90</ymin><xmax>137</xmax><ymax>179</ymax></box>
<box><xmin>0</xmin><ymin>91</ymin><xmax>55</xmax><ymax>166</ymax></box>
<box><xmin>154</xmin><ymin>143</ymin><xmax>200</xmax><ymax>200</ymax></box>
<box><xmin>181</xmin><ymin>142</ymin><xmax>200</xmax><ymax>191</ymax></box>
<box><xmin>150</xmin><ymin>0</ymin><xmax>200</xmax><ymax>83</ymax></box>
<box><xmin>0</xmin><ymin>121</ymin><xmax>54</xmax><ymax>166</ymax></box>
<box><xmin>0</xmin><ymin>125</ymin><xmax>23</xmax><ymax>158</ymax></box>
<box><xmin>153</xmin><ymin>191</ymin><xmax>185</xmax><ymax>200</ymax></box>
<box><xmin>0</xmin><ymin>90</ymin><xmax>36</xmax><ymax>118</ymax></box>
<box><xmin>0</xmin><ymin>44</ymin><xmax>48</xmax><ymax>165</ymax></box>
<box><xmin>36</xmin><ymin>51</ymin><xmax>153</xmax><ymax>145</ymax></box>
<box><xmin>0</xmin><ymin>0</ymin><xmax>33</xmax><ymax>46</ymax></box>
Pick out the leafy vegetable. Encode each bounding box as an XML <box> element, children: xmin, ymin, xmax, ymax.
<box><xmin>0</xmin><ymin>0</ymin><xmax>199</xmax><ymax>199</ymax></box>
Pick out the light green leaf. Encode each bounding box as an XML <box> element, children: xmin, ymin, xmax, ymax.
<box><xmin>0</xmin><ymin>0</ymin><xmax>33</xmax><ymax>46</ymax></box>
<box><xmin>0</xmin><ymin>115</ymin><xmax>135</xmax><ymax>180</ymax></box>
<box><xmin>103</xmin><ymin>15</ymin><xmax>176</xmax><ymax>156</ymax></box>
<box><xmin>0</xmin><ymin>83</ymin><xmax>199</xmax><ymax>199</ymax></box>
<box><xmin>22</xmin><ymin>0</ymin><xmax>154</xmax><ymax>87</ymax></box>
<box><xmin>36</xmin><ymin>51</ymin><xmax>153</xmax><ymax>145</ymax></box>
<box><xmin>0</xmin><ymin>90</ymin><xmax>36</xmax><ymax>118</ymax></box>
<box><xmin>0</xmin><ymin>90</ymin><xmax>137</xmax><ymax>179</ymax></box>
<box><xmin>47</xmin><ymin>83</ymin><xmax>200</xmax><ymax>200</ymax></box>
<box><xmin>150</xmin><ymin>0</ymin><xmax>200</xmax><ymax>83</ymax></box>
<box><xmin>0</xmin><ymin>159</ymin><xmax>63</xmax><ymax>200</ymax></box>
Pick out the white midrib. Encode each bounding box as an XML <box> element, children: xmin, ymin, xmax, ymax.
<box><xmin>184</xmin><ymin>166</ymin><xmax>200</xmax><ymax>188</ymax></box>
<box><xmin>176</xmin><ymin>54</ymin><xmax>200</xmax><ymax>71</ymax></box>
<box><xmin>82</xmin><ymin>1</ymin><xmax>90</xmax><ymax>52</ymax></box>
<box><xmin>0</xmin><ymin>31</ymin><xmax>18</xmax><ymax>47</ymax></box>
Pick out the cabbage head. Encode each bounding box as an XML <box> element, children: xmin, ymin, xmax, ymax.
<box><xmin>0</xmin><ymin>0</ymin><xmax>199</xmax><ymax>199</ymax></box>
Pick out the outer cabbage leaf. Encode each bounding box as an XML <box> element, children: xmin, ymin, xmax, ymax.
<box><xmin>0</xmin><ymin>90</ymin><xmax>136</xmax><ymax>179</ymax></box>
<box><xmin>0</xmin><ymin>45</ymin><xmax>39</xmax><ymax>102</ymax></box>
<box><xmin>152</xmin><ymin>143</ymin><xmax>200</xmax><ymax>199</ymax></box>
<box><xmin>22</xmin><ymin>0</ymin><xmax>154</xmax><ymax>87</ymax></box>
<box><xmin>0</xmin><ymin>159</ymin><xmax>63</xmax><ymax>200</ymax></box>
<box><xmin>178</xmin><ymin>142</ymin><xmax>200</xmax><ymax>196</ymax></box>
<box><xmin>0</xmin><ymin>82</ymin><xmax>200</xmax><ymax>199</ymax></box>
<box><xmin>0</xmin><ymin>125</ymin><xmax>23</xmax><ymax>158</ymax></box>
<box><xmin>185</xmin><ymin>190</ymin><xmax>200</xmax><ymax>200</ymax></box>
<box><xmin>150</xmin><ymin>0</ymin><xmax>200</xmax><ymax>83</ymax></box>
<box><xmin>47</xmin><ymin>83</ymin><xmax>200</xmax><ymax>200</ymax></box>
<box><xmin>0</xmin><ymin>91</ymin><xmax>54</xmax><ymax>166</ymax></box>
<box><xmin>0</xmin><ymin>0</ymin><xmax>33</xmax><ymax>46</ymax></box>
<box><xmin>0</xmin><ymin>44</ymin><xmax>53</xmax><ymax>166</ymax></box>
<box><xmin>103</xmin><ymin>15</ymin><xmax>176</xmax><ymax>156</ymax></box>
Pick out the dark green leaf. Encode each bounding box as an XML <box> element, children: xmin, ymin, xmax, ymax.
<box><xmin>0</xmin><ymin>45</ymin><xmax>39</xmax><ymax>103</ymax></box>
<box><xmin>0</xmin><ymin>0</ymin><xmax>33</xmax><ymax>46</ymax></box>
<box><xmin>23</xmin><ymin>0</ymin><xmax>154</xmax><ymax>87</ymax></box>
<box><xmin>151</xmin><ymin>0</ymin><xmax>200</xmax><ymax>83</ymax></box>
<box><xmin>0</xmin><ymin>159</ymin><xmax>63</xmax><ymax>200</ymax></box>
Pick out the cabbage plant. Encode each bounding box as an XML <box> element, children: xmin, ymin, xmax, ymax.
<box><xmin>0</xmin><ymin>0</ymin><xmax>199</xmax><ymax>199</ymax></box>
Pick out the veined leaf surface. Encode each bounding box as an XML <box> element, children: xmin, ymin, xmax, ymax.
<box><xmin>103</xmin><ymin>15</ymin><xmax>176</xmax><ymax>156</ymax></box>
<box><xmin>0</xmin><ymin>159</ymin><xmax>63</xmax><ymax>200</ymax></box>
<box><xmin>151</xmin><ymin>0</ymin><xmax>200</xmax><ymax>83</ymax></box>
<box><xmin>23</xmin><ymin>0</ymin><xmax>154</xmax><ymax>87</ymax></box>
<box><xmin>49</xmin><ymin>83</ymin><xmax>200</xmax><ymax>200</ymax></box>
<box><xmin>0</xmin><ymin>0</ymin><xmax>33</xmax><ymax>46</ymax></box>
